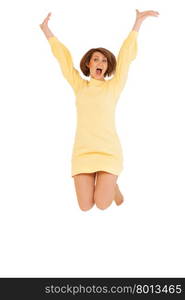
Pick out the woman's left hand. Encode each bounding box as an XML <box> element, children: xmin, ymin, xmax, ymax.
<box><xmin>135</xmin><ymin>9</ymin><xmax>160</xmax><ymax>23</ymax></box>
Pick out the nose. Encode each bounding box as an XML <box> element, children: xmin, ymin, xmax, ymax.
<box><xmin>97</xmin><ymin>64</ymin><xmax>104</xmax><ymax>68</ymax></box>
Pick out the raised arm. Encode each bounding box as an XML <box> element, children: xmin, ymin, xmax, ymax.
<box><xmin>109</xmin><ymin>29</ymin><xmax>138</xmax><ymax>96</ymax></box>
<box><xmin>110</xmin><ymin>9</ymin><xmax>160</xmax><ymax>96</ymax></box>
<box><xmin>39</xmin><ymin>13</ymin><xmax>86</xmax><ymax>95</ymax></box>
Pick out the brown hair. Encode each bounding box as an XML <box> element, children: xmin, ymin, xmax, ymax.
<box><xmin>80</xmin><ymin>47</ymin><xmax>117</xmax><ymax>78</ymax></box>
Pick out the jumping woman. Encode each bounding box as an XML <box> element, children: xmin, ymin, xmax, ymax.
<box><xmin>40</xmin><ymin>9</ymin><xmax>159</xmax><ymax>211</ymax></box>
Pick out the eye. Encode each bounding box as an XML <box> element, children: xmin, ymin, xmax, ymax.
<box><xmin>94</xmin><ymin>58</ymin><xmax>107</xmax><ymax>62</ymax></box>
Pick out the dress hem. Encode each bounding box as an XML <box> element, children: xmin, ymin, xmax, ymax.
<box><xmin>71</xmin><ymin>168</ymin><xmax>123</xmax><ymax>177</ymax></box>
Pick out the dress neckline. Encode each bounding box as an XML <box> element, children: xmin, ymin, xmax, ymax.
<box><xmin>89</xmin><ymin>77</ymin><xmax>106</xmax><ymax>86</ymax></box>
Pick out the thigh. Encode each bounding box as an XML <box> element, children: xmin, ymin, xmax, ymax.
<box><xmin>94</xmin><ymin>171</ymin><xmax>118</xmax><ymax>210</ymax></box>
<box><xmin>73</xmin><ymin>172</ymin><xmax>96</xmax><ymax>211</ymax></box>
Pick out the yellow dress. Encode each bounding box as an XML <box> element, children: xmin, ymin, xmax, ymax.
<box><xmin>48</xmin><ymin>30</ymin><xmax>138</xmax><ymax>177</ymax></box>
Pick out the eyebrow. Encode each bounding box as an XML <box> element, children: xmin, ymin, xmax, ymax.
<box><xmin>93</xmin><ymin>55</ymin><xmax>107</xmax><ymax>59</ymax></box>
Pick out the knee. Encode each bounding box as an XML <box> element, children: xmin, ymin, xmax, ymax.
<box><xmin>94</xmin><ymin>197</ymin><xmax>112</xmax><ymax>210</ymax></box>
<box><xmin>79</xmin><ymin>203</ymin><xmax>94</xmax><ymax>212</ymax></box>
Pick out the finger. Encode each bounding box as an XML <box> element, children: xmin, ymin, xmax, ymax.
<box><xmin>144</xmin><ymin>10</ymin><xmax>158</xmax><ymax>15</ymax></box>
<box><xmin>43</xmin><ymin>16</ymin><xmax>49</xmax><ymax>23</ymax></box>
<box><xmin>147</xmin><ymin>11</ymin><xmax>159</xmax><ymax>16</ymax></box>
<box><xmin>43</xmin><ymin>19</ymin><xmax>48</xmax><ymax>25</ymax></box>
<box><xmin>44</xmin><ymin>12</ymin><xmax>51</xmax><ymax>23</ymax></box>
<box><xmin>46</xmin><ymin>13</ymin><xmax>51</xmax><ymax>20</ymax></box>
<box><xmin>151</xmin><ymin>10</ymin><xmax>160</xmax><ymax>15</ymax></box>
<box><xmin>44</xmin><ymin>14</ymin><xmax>51</xmax><ymax>24</ymax></box>
<box><xmin>151</xmin><ymin>12</ymin><xmax>160</xmax><ymax>16</ymax></box>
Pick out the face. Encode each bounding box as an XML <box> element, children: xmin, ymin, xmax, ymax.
<box><xmin>87</xmin><ymin>51</ymin><xmax>108</xmax><ymax>81</ymax></box>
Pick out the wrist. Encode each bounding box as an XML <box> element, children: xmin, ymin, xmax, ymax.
<box><xmin>132</xmin><ymin>19</ymin><xmax>142</xmax><ymax>32</ymax></box>
<box><xmin>135</xmin><ymin>18</ymin><xmax>142</xmax><ymax>24</ymax></box>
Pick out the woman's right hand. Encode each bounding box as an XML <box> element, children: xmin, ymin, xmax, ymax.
<box><xmin>39</xmin><ymin>12</ymin><xmax>52</xmax><ymax>30</ymax></box>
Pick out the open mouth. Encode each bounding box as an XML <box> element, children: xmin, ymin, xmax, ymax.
<box><xmin>96</xmin><ymin>68</ymin><xmax>103</xmax><ymax>75</ymax></box>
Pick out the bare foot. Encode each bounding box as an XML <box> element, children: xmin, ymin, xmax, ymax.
<box><xmin>114</xmin><ymin>184</ymin><xmax>124</xmax><ymax>206</ymax></box>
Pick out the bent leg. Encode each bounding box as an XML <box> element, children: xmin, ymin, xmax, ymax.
<box><xmin>115</xmin><ymin>183</ymin><xmax>124</xmax><ymax>205</ymax></box>
<box><xmin>73</xmin><ymin>172</ymin><xmax>96</xmax><ymax>211</ymax></box>
<box><xmin>94</xmin><ymin>171</ymin><xmax>118</xmax><ymax>210</ymax></box>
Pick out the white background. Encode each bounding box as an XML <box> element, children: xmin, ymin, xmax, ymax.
<box><xmin>0</xmin><ymin>0</ymin><xmax>185</xmax><ymax>277</ymax></box>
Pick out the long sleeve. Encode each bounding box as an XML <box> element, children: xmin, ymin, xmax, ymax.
<box><xmin>110</xmin><ymin>30</ymin><xmax>138</xmax><ymax>96</ymax></box>
<box><xmin>48</xmin><ymin>36</ymin><xmax>86</xmax><ymax>95</ymax></box>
